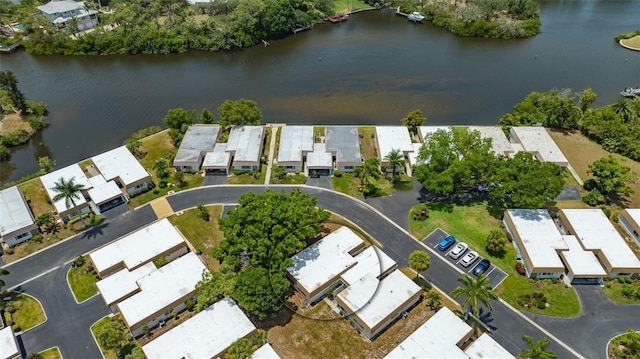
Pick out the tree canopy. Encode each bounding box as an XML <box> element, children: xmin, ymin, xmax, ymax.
<box><xmin>401</xmin><ymin>109</ymin><xmax>426</xmax><ymax>137</ymax></box>
<box><xmin>499</xmin><ymin>89</ymin><xmax>582</xmax><ymax>130</ymax></box>
<box><xmin>52</xmin><ymin>177</ymin><xmax>88</xmax><ymax>227</ymax></box>
<box><xmin>217</xmin><ymin>99</ymin><xmax>263</xmax><ymax>130</ymax></box>
<box><xmin>517</xmin><ymin>335</ymin><xmax>556</xmax><ymax>359</ymax></box>
<box><xmin>451</xmin><ymin>274</ymin><xmax>498</xmax><ymax>318</ymax></box>
<box><xmin>231</xmin><ymin>266</ymin><xmax>290</xmax><ymax>320</ymax></box>
<box><xmin>587</xmin><ymin>155</ymin><xmax>635</xmax><ymax>197</ymax></box>
<box><xmin>408</xmin><ymin>250</ymin><xmax>430</xmax><ymax>278</ymax></box>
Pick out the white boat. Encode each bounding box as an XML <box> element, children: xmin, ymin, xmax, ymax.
<box><xmin>620</xmin><ymin>87</ymin><xmax>640</xmax><ymax>98</ymax></box>
<box><xmin>407</xmin><ymin>12</ymin><xmax>425</xmax><ymax>22</ymax></box>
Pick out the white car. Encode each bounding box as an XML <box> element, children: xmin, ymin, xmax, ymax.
<box><xmin>449</xmin><ymin>242</ymin><xmax>468</xmax><ymax>260</ymax></box>
<box><xmin>460</xmin><ymin>251</ymin><xmax>479</xmax><ymax>267</ymax></box>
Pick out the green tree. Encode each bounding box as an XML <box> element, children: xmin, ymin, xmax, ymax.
<box><xmin>0</xmin><ymin>267</ymin><xmax>9</xmax><ymax>292</ymax></box>
<box><xmin>401</xmin><ymin>109</ymin><xmax>426</xmax><ymax>137</ymax></box>
<box><xmin>612</xmin><ymin>97</ymin><xmax>633</xmax><ymax>122</ymax></box>
<box><xmin>360</xmin><ymin>157</ymin><xmax>381</xmax><ymax>195</ymax></box>
<box><xmin>260</xmin><ymin>0</ymin><xmax>295</xmax><ymax>37</ymax></box>
<box><xmin>97</xmin><ymin>320</ymin><xmax>126</xmax><ymax>350</ymax></box>
<box><xmin>486</xmin><ymin>228</ymin><xmax>507</xmax><ymax>254</ymax></box>
<box><xmin>163</xmin><ymin>108</ymin><xmax>199</xmax><ymax>132</ymax></box>
<box><xmin>201</xmin><ymin>108</ymin><xmax>215</xmax><ymax>124</ymax></box>
<box><xmin>517</xmin><ymin>335</ymin><xmax>556</xmax><ymax>359</ymax></box>
<box><xmin>217</xmin><ymin>99</ymin><xmax>263</xmax><ymax>131</ymax></box>
<box><xmin>153</xmin><ymin>158</ymin><xmax>171</xmax><ymax>180</ymax></box>
<box><xmin>226</xmin><ymin>338</ymin><xmax>254</xmax><ymax>359</ymax></box>
<box><xmin>450</xmin><ymin>274</ymin><xmax>498</xmax><ymax>318</ymax></box>
<box><xmin>123</xmin><ymin>347</ymin><xmax>145</xmax><ymax>359</ymax></box>
<box><xmin>38</xmin><ymin>156</ymin><xmax>55</xmax><ymax>173</ymax></box>
<box><xmin>587</xmin><ymin>156</ymin><xmax>635</xmax><ymax>197</ymax></box>
<box><xmin>232</xmin><ymin>266</ymin><xmax>290</xmax><ymax>320</ymax></box>
<box><xmin>499</xmin><ymin>89</ymin><xmax>581</xmax><ymax>130</ymax></box>
<box><xmin>408</xmin><ymin>250</ymin><xmax>431</xmax><ymax>278</ymax></box>
<box><xmin>579</xmin><ymin>88</ymin><xmax>597</xmax><ymax>111</ymax></box>
<box><xmin>216</xmin><ymin>190</ymin><xmax>329</xmax><ymax>272</ymax></box>
<box><xmin>0</xmin><ymin>71</ymin><xmax>27</xmax><ymax>113</ymax></box>
<box><xmin>197</xmin><ymin>203</ymin><xmax>210</xmax><ymax>221</ymax></box>
<box><xmin>425</xmin><ymin>290</ymin><xmax>442</xmax><ymax>310</ymax></box>
<box><xmin>195</xmin><ymin>268</ymin><xmax>235</xmax><ymax>312</ymax></box>
<box><xmin>51</xmin><ymin>177</ymin><xmax>88</xmax><ymax>228</ymax></box>
<box><xmin>174</xmin><ymin>170</ymin><xmax>185</xmax><ymax>186</ymax></box>
<box><xmin>384</xmin><ymin>149</ymin><xmax>405</xmax><ymax>180</ymax></box>
<box><xmin>125</xmin><ymin>139</ymin><xmax>144</xmax><ymax>159</ymax></box>
<box><xmin>35</xmin><ymin>212</ymin><xmax>59</xmax><ymax>238</ymax></box>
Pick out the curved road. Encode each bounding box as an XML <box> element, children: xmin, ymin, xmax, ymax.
<box><xmin>5</xmin><ymin>184</ymin><xmax>634</xmax><ymax>358</ymax></box>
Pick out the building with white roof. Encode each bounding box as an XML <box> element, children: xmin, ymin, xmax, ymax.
<box><xmin>277</xmin><ymin>126</ymin><xmax>314</xmax><ymax>172</ymax></box>
<box><xmin>202</xmin><ymin>143</ymin><xmax>232</xmax><ymax>175</ymax></box>
<box><xmin>306</xmin><ymin>143</ymin><xmax>333</xmax><ymax>176</ymax></box>
<box><xmin>173</xmin><ymin>125</ymin><xmax>220</xmax><ymax>172</ymax></box>
<box><xmin>0</xmin><ymin>186</ymin><xmax>39</xmax><ymax>248</ymax></box>
<box><xmin>375</xmin><ymin>126</ymin><xmax>413</xmax><ymax>171</ymax></box>
<box><xmin>468</xmin><ymin>126</ymin><xmax>517</xmax><ymax>158</ymax></box>
<box><xmin>87</xmin><ymin>175</ymin><xmax>127</xmax><ymax>214</ymax></box>
<box><xmin>40</xmin><ymin>163</ymin><xmax>92</xmax><ymax>221</ymax></box>
<box><xmin>286</xmin><ymin>226</ymin><xmax>365</xmax><ymax>304</ymax></box>
<box><xmin>407</xmin><ymin>142</ymin><xmax>423</xmax><ymax>168</ymax></box>
<box><xmin>340</xmin><ymin>245</ymin><xmax>397</xmax><ymax>286</ymax></box>
<box><xmin>251</xmin><ymin>344</ymin><xmax>281</xmax><ymax>359</ymax></box>
<box><xmin>559</xmin><ymin>209</ymin><xmax>640</xmax><ymax>276</ymax></box>
<box><xmin>509</xmin><ymin>127</ymin><xmax>568</xmax><ymax>167</ymax></box>
<box><xmin>385</xmin><ymin>307</ymin><xmax>514</xmax><ymax>359</ymax></box>
<box><xmin>0</xmin><ymin>326</ymin><xmax>20</xmax><ymax>359</ymax></box>
<box><xmin>419</xmin><ymin>126</ymin><xmax>451</xmax><ymax>141</ymax></box>
<box><xmin>619</xmin><ymin>209</ymin><xmax>640</xmax><ymax>245</ymax></box>
<box><xmin>91</xmin><ymin>146</ymin><xmax>153</xmax><ymax>196</ymax></box>
<box><xmin>89</xmin><ymin>218</ymin><xmax>188</xmax><ymax>277</ymax></box>
<box><xmin>96</xmin><ymin>262</ymin><xmax>157</xmax><ymax>311</ymax></box>
<box><xmin>37</xmin><ymin>0</ymin><xmax>98</xmax><ymax>31</ymax></box>
<box><xmin>142</xmin><ymin>298</ymin><xmax>256</xmax><ymax>359</ymax></box>
<box><xmin>558</xmin><ymin>235</ymin><xmax>608</xmax><ymax>281</ymax></box>
<box><xmin>336</xmin><ymin>270</ymin><xmax>421</xmax><ymax>340</ymax></box>
<box><xmin>227</xmin><ymin>126</ymin><xmax>265</xmax><ymax>171</ymax></box>
<box><xmin>117</xmin><ymin>252</ymin><xmax>206</xmax><ymax>337</ymax></box>
<box><xmin>325</xmin><ymin>127</ymin><xmax>362</xmax><ymax>172</ymax></box>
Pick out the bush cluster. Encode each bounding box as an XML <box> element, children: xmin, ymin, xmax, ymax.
<box><xmin>517</xmin><ymin>292</ymin><xmax>547</xmax><ymax>309</ymax></box>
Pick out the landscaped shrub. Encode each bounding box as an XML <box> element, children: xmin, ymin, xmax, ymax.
<box><xmin>612</xmin><ymin>213</ymin><xmax>620</xmax><ymax>223</ymax></box>
<box><xmin>185</xmin><ymin>299</ymin><xmax>195</xmax><ymax>311</ymax></box>
<box><xmin>158</xmin><ymin>181</ymin><xmax>167</xmax><ymax>188</ymax></box>
<box><xmin>412</xmin><ymin>206</ymin><xmax>429</xmax><ymax>221</ymax></box>
<box><xmin>4</xmin><ymin>248</ymin><xmax>14</xmax><ymax>255</ymax></box>
<box><xmin>74</xmin><ymin>255</ymin><xmax>85</xmax><ymax>267</ymax></box>
<box><xmin>517</xmin><ymin>292</ymin><xmax>547</xmax><ymax>309</ymax></box>
<box><xmin>583</xmin><ymin>189</ymin><xmax>606</xmax><ymax>206</ymax></box>
<box><xmin>31</xmin><ymin>234</ymin><xmax>43</xmax><ymax>241</ymax></box>
<box><xmin>618</xmin><ymin>277</ymin><xmax>626</xmax><ymax>284</ymax></box>
<box><xmin>515</xmin><ymin>262</ymin><xmax>527</xmax><ymax>276</ymax></box>
<box><xmin>333</xmin><ymin>169</ymin><xmax>342</xmax><ymax>177</ymax></box>
<box><xmin>601</xmin><ymin>207</ymin><xmax>612</xmax><ymax>218</ymax></box>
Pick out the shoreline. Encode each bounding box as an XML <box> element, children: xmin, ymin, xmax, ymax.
<box><xmin>619</xmin><ymin>38</ymin><xmax>640</xmax><ymax>52</ymax></box>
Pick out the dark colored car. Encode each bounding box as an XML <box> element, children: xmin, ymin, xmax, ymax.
<box><xmin>473</xmin><ymin>259</ymin><xmax>491</xmax><ymax>276</ymax></box>
<box><xmin>437</xmin><ymin>235</ymin><xmax>456</xmax><ymax>251</ymax></box>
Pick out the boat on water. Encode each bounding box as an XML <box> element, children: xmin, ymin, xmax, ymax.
<box><xmin>327</xmin><ymin>13</ymin><xmax>348</xmax><ymax>23</ymax></box>
<box><xmin>620</xmin><ymin>87</ymin><xmax>640</xmax><ymax>98</ymax></box>
<box><xmin>407</xmin><ymin>12</ymin><xmax>425</xmax><ymax>22</ymax></box>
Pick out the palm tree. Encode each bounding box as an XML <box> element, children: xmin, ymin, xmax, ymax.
<box><xmin>360</xmin><ymin>157</ymin><xmax>380</xmax><ymax>188</ymax></box>
<box><xmin>612</xmin><ymin>97</ymin><xmax>633</xmax><ymax>122</ymax></box>
<box><xmin>52</xmin><ymin>177</ymin><xmax>88</xmax><ymax>228</ymax></box>
<box><xmin>408</xmin><ymin>250</ymin><xmax>431</xmax><ymax>279</ymax></box>
<box><xmin>450</xmin><ymin>274</ymin><xmax>498</xmax><ymax>318</ymax></box>
<box><xmin>517</xmin><ymin>335</ymin><xmax>557</xmax><ymax>359</ymax></box>
<box><xmin>384</xmin><ymin>149</ymin><xmax>405</xmax><ymax>181</ymax></box>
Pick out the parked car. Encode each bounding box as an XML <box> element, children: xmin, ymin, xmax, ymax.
<box><xmin>460</xmin><ymin>251</ymin><xmax>479</xmax><ymax>267</ymax></box>
<box><xmin>437</xmin><ymin>235</ymin><xmax>456</xmax><ymax>251</ymax></box>
<box><xmin>473</xmin><ymin>259</ymin><xmax>491</xmax><ymax>276</ymax></box>
<box><xmin>449</xmin><ymin>242</ymin><xmax>468</xmax><ymax>259</ymax></box>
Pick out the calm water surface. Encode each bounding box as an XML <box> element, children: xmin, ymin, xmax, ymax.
<box><xmin>1</xmin><ymin>0</ymin><xmax>639</xmax><ymax>183</ymax></box>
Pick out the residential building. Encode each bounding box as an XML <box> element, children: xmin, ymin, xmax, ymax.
<box><xmin>251</xmin><ymin>344</ymin><xmax>281</xmax><ymax>359</ymax></box>
<box><xmin>0</xmin><ymin>326</ymin><xmax>20</xmax><ymax>359</ymax></box>
<box><xmin>40</xmin><ymin>163</ymin><xmax>92</xmax><ymax>222</ymax></box>
<box><xmin>325</xmin><ymin>126</ymin><xmax>362</xmax><ymax>172</ymax></box>
<box><xmin>277</xmin><ymin>126</ymin><xmax>314</xmax><ymax>172</ymax></box>
<box><xmin>86</xmin><ymin>174</ymin><xmax>128</xmax><ymax>214</ymax></box>
<box><xmin>96</xmin><ymin>262</ymin><xmax>157</xmax><ymax>312</ymax></box>
<box><xmin>468</xmin><ymin>126</ymin><xmax>517</xmax><ymax>158</ymax></box>
<box><xmin>227</xmin><ymin>126</ymin><xmax>265</xmax><ymax>171</ymax></box>
<box><xmin>509</xmin><ymin>127</ymin><xmax>568</xmax><ymax>167</ymax></box>
<box><xmin>117</xmin><ymin>252</ymin><xmax>206</xmax><ymax>337</ymax></box>
<box><xmin>142</xmin><ymin>298</ymin><xmax>256</xmax><ymax>359</ymax></box>
<box><xmin>385</xmin><ymin>307</ymin><xmax>514</xmax><ymax>359</ymax></box>
<box><xmin>173</xmin><ymin>125</ymin><xmax>220</xmax><ymax>172</ymax></box>
<box><xmin>89</xmin><ymin>218</ymin><xmax>188</xmax><ymax>278</ymax></box>
<box><xmin>619</xmin><ymin>209</ymin><xmax>640</xmax><ymax>244</ymax></box>
<box><xmin>306</xmin><ymin>143</ymin><xmax>333</xmax><ymax>177</ymax></box>
<box><xmin>0</xmin><ymin>186</ymin><xmax>39</xmax><ymax>248</ymax></box>
<box><xmin>202</xmin><ymin>143</ymin><xmax>232</xmax><ymax>175</ymax></box>
<box><xmin>339</xmin><ymin>245</ymin><xmax>397</xmax><ymax>286</ymax></box>
<box><xmin>91</xmin><ymin>146</ymin><xmax>153</xmax><ymax>196</ymax></box>
<box><xmin>375</xmin><ymin>126</ymin><xmax>413</xmax><ymax>172</ymax></box>
<box><xmin>37</xmin><ymin>0</ymin><xmax>98</xmax><ymax>31</ymax></box>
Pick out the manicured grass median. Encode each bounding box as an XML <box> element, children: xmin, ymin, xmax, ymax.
<box><xmin>602</xmin><ymin>278</ymin><xmax>640</xmax><ymax>304</ymax></box>
<box><xmin>227</xmin><ymin>165</ymin><xmax>267</xmax><ymax>184</ymax></box>
<box><xmin>39</xmin><ymin>347</ymin><xmax>63</xmax><ymax>359</ymax></box>
<box><xmin>409</xmin><ymin>202</ymin><xmax>581</xmax><ymax>317</ymax></box>
<box><xmin>332</xmin><ymin>173</ymin><xmax>413</xmax><ymax>198</ymax></box>
<box><xmin>67</xmin><ymin>258</ymin><xmax>98</xmax><ymax>303</ymax></box>
<box><xmin>8</xmin><ymin>294</ymin><xmax>46</xmax><ymax>331</ymax></box>
<box><xmin>169</xmin><ymin>205</ymin><xmax>225</xmax><ymax>271</ymax></box>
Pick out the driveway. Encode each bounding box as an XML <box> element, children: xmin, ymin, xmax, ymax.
<box><xmin>554</xmin><ymin>186</ymin><xmax>582</xmax><ymax>201</ymax></box>
<box><xmin>305</xmin><ymin>176</ymin><xmax>332</xmax><ymax>190</ymax></box>
<box><xmin>363</xmin><ymin>178</ymin><xmax>424</xmax><ymax>231</ymax></box>
<box><xmin>202</xmin><ymin>174</ymin><xmax>228</xmax><ymax>186</ymax></box>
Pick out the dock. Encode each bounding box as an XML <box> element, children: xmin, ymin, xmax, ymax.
<box><xmin>0</xmin><ymin>42</ymin><xmax>22</xmax><ymax>54</ymax></box>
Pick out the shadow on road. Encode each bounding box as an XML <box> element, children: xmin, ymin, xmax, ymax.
<box><xmin>81</xmin><ymin>222</ymin><xmax>110</xmax><ymax>240</ymax></box>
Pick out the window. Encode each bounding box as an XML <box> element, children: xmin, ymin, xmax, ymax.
<box><xmin>16</xmin><ymin>232</ymin><xmax>30</xmax><ymax>239</ymax></box>
<box><xmin>344</xmin><ymin>166</ymin><xmax>354</xmax><ymax>169</ymax></box>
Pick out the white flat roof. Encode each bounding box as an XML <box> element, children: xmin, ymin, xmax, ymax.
<box><xmin>96</xmin><ymin>262</ymin><xmax>157</xmax><ymax>306</ymax></box>
<box><xmin>307</xmin><ymin>143</ymin><xmax>333</xmax><ymax>169</ymax></box>
<box><xmin>468</xmin><ymin>126</ymin><xmax>515</xmax><ymax>156</ymax></box>
<box><xmin>384</xmin><ymin>307</ymin><xmax>471</xmax><ymax>359</ymax></box>
<box><xmin>562</xmin><ymin>209</ymin><xmax>640</xmax><ymax>270</ymax></box>
<box><xmin>408</xmin><ymin>142</ymin><xmax>423</xmax><ymax>166</ymax></box>
<box><xmin>91</xmin><ymin>146</ymin><xmax>150</xmax><ymax>186</ymax></box>
<box><xmin>287</xmin><ymin>227</ymin><xmax>363</xmax><ymax>296</ymax></box>
<box><xmin>251</xmin><ymin>344</ymin><xmax>281</xmax><ymax>359</ymax></box>
<box><xmin>202</xmin><ymin>143</ymin><xmax>232</xmax><ymax>169</ymax></box>
<box><xmin>40</xmin><ymin>163</ymin><xmax>91</xmax><ymax>214</ymax></box>
<box><xmin>277</xmin><ymin>126</ymin><xmax>314</xmax><ymax>163</ymax></box>
<box><xmin>118</xmin><ymin>252</ymin><xmax>206</xmax><ymax>329</ymax></box>
<box><xmin>376</xmin><ymin>126</ymin><xmax>413</xmax><ymax>159</ymax></box>
<box><xmin>89</xmin><ymin>218</ymin><xmax>186</xmax><ymax>274</ymax></box>
<box><xmin>506</xmin><ymin>209</ymin><xmax>567</xmax><ymax>270</ymax></box>
<box><xmin>0</xmin><ymin>186</ymin><xmax>35</xmax><ymax>238</ymax></box>
<box><xmin>419</xmin><ymin>126</ymin><xmax>451</xmax><ymax>140</ymax></box>
<box><xmin>559</xmin><ymin>235</ymin><xmax>607</xmax><ymax>277</ymax></box>
<box><xmin>510</xmin><ymin>127</ymin><xmax>567</xmax><ymax>165</ymax></box>
<box><xmin>0</xmin><ymin>327</ymin><xmax>19</xmax><ymax>359</ymax></box>
<box><xmin>142</xmin><ymin>298</ymin><xmax>256</xmax><ymax>359</ymax></box>
<box><xmin>624</xmin><ymin>209</ymin><xmax>640</xmax><ymax>227</ymax></box>
<box><xmin>88</xmin><ymin>179</ymin><xmax>122</xmax><ymax>205</ymax></box>
<box><xmin>227</xmin><ymin>126</ymin><xmax>264</xmax><ymax>163</ymax></box>
<box><xmin>337</xmin><ymin>270</ymin><xmax>421</xmax><ymax>329</ymax></box>
<box><xmin>325</xmin><ymin>127</ymin><xmax>361</xmax><ymax>164</ymax></box>
<box><xmin>174</xmin><ymin>125</ymin><xmax>220</xmax><ymax>165</ymax></box>
<box><xmin>465</xmin><ymin>333</ymin><xmax>515</xmax><ymax>359</ymax></box>
<box><xmin>340</xmin><ymin>246</ymin><xmax>396</xmax><ymax>286</ymax></box>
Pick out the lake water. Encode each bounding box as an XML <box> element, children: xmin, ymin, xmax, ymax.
<box><xmin>1</xmin><ymin>0</ymin><xmax>639</xmax><ymax>184</ymax></box>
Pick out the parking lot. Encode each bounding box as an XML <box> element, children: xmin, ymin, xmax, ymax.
<box><xmin>422</xmin><ymin>228</ymin><xmax>508</xmax><ymax>289</ymax></box>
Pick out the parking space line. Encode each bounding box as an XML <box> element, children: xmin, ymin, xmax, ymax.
<box><xmin>485</xmin><ymin>266</ymin><xmax>497</xmax><ymax>277</ymax></box>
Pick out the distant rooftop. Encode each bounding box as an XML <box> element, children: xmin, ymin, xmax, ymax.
<box><xmin>468</xmin><ymin>126</ymin><xmax>516</xmax><ymax>157</ymax></box>
<box><xmin>91</xmin><ymin>146</ymin><xmax>150</xmax><ymax>186</ymax></box>
<box><xmin>340</xmin><ymin>245</ymin><xmax>396</xmax><ymax>286</ymax></box>
<box><xmin>174</xmin><ymin>125</ymin><xmax>220</xmax><ymax>165</ymax></box>
<box><xmin>306</xmin><ymin>143</ymin><xmax>332</xmax><ymax>169</ymax></box>
<box><xmin>510</xmin><ymin>127</ymin><xmax>568</xmax><ymax>166</ymax></box>
<box><xmin>419</xmin><ymin>126</ymin><xmax>451</xmax><ymax>141</ymax></box>
<box><xmin>40</xmin><ymin>163</ymin><xmax>91</xmax><ymax>214</ymax></box>
<box><xmin>202</xmin><ymin>143</ymin><xmax>231</xmax><ymax>169</ymax></box>
<box><xmin>87</xmin><ymin>176</ymin><xmax>122</xmax><ymax>205</ymax></box>
<box><xmin>251</xmin><ymin>344</ymin><xmax>281</xmax><ymax>359</ymax></box>
<box><xmin>227</xmin><ymin>126</ymin><xmax>264</xmax><ymax>163</ymax></box>
<box><xmin>375</xmin><ymin>126</ymin><xmax>413</xmax><ymax>160</ymax></box>
<box><xmin>0</xmin><ymin>186</ymin><xmax>35</xmax><ymax>238</ymax></box>
<box><xmin>96</xmin><ymin>262</ymin><xmax>157</xmax><ymax>307</ymax></box>
<box><xmin>277</xmin><ymin>126</ymin><xmax>314</xmax><ymax>164</ymax></box>
<box><xmin>559</xmin><ymin>235</ymin><xmax>608</xmax><ymax>278</ymax></box>
<box><xmin>464</xmin><ymin>333</ymin><xmax>515</xmax><ymax>359</ymax></box>
<box><xmin>0</xmin><ymin>326</ymin><xmax>19</xmax><ymax>359</ymax></box>
<box><xmin>325</xmin><ymin>126</ymin><xmax>361</xmax><ymax>165</ymax></box>
<box><xmin>37</xmin><ymin>0</ymin><xmax>84</xmax><ymax>14</ymax></box>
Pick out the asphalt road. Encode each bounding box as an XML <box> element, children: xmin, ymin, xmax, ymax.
<box><xmin>6</xmin><ymin>184</ymin><xmax>628</xmax><ymax>358</ymax></box>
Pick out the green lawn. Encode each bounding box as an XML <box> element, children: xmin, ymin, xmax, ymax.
<box><xmin>10</xmin><ymin>294</ymin><xmax>46</xmax><ymax>331</ymax></box>
<box><xmin>602</xmin><ymin>278</ymin><xmax>640</xmax><ymax>304</ymax></box>
<box><xmin>39</xmin><ymin>347</ymin><xmax>62</xmax><ymax>359</ymax></box>
<box><xmin>169</xmin><ymin>205</ymin><xmax>225</xmax><ymax>271</ymax></box>
<box><xmin>273</xmin><ymin>173</ymin><xmax>307</xmax><ymax>184</ymax></box>
<box><xmin>227</xmin><ymin>165</ymin><xmax>267</xmax><ymax>184</ymax></box>
<box><xmin>331</xmin><ymin>173</ymin><xmax>363</xmax><ymax>198</ymax></box>
<box><xmin>333</xmin><ymin>0</ymin><xmax>371</xmax><ymax>13</ymax></box>
<box><xmin>409</xmin><ymin>202</ymin><xmax>581</xmax><ymax>317</ymax></box>
<box><xmin>91</xmin><ymin>316</ymin><xmax>138</xmax><ymax>359</ymax></box>
<box><xmin>332</xmin><ymin>173</ymin><xmax>413</xmax><ymax>198</ymax></box>
<box><xmin>67</xmin><ymin>258</ymin><xmax>98</xmax><ymax>303</ymax></box>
